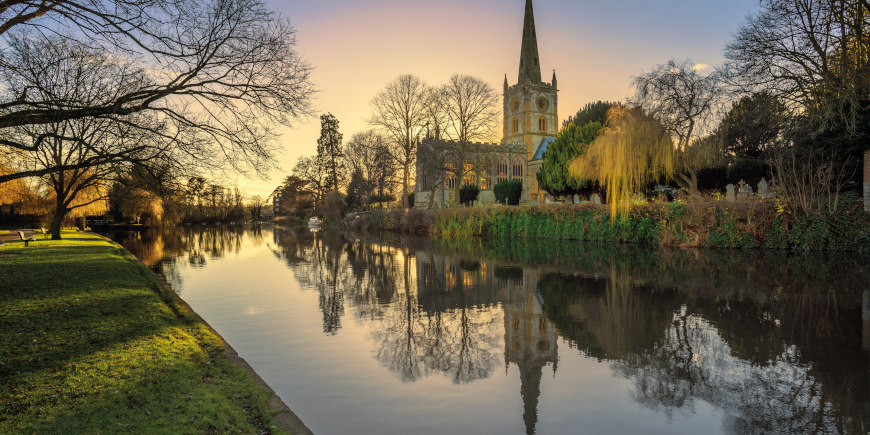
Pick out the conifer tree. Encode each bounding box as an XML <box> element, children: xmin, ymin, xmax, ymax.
<box><xmin>316</xmin><ymin>113</ymin><xmax>345</xmax><ymax>192</ymax></box>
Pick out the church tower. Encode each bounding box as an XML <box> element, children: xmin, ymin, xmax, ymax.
<box><xmin>502</xmin><ymin>0</ymin><xmax>558</xmax><ymax>161</ymax></box>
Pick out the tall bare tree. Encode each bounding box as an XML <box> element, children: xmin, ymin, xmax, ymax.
<box><xmin>345</xmin><ymin>130</ymin><xmax>396</xmax><ymax>204</ymax></box>
<box><xmin>292</xmin><ymin>155</ymin><xmax>327</xmax><ymax>205</ymax></box>
<box><xmin>0</xmin><ymin>0</ymin><xmax>314</xmax><ymax>184</ymax></box>
<box><xmin>632</xmin><ymin>59</ymin><xmax>724</xmax><ymax>194</ymax></box>
<box><xmin>724</xmin><ymin>0</ymin><xmax>869</xmax><ymax>137</ymax></box>
<box><xmin>369</xmin><ymin>74</ymin><xmax>428</xmax><ymax>208</ymax></box>
<box><xmin>631</xmin><ymin>59</ymin><xmax>722</xmax><ymax>152</ymax></box>
<box><xmin>441</xmin><ymin>74</ymin><xmax>499</xmax><ymax>195</ymax></box>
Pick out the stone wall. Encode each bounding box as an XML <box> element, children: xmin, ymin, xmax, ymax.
<box><xmin>864</xmin><ymin>150</ymin><xmax>870</xmax><ymax>212</ymax></box>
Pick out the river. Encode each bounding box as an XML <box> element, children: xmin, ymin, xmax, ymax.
<box><xmin>108</xmin><ymin>225</ymin><xmax>869</xmax><ymax>434</ymax></box>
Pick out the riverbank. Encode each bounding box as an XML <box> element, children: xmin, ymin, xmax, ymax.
<box><xmin>0</xmin><ymin>232</ymin><xmax>306</xmax><ymax>433</ymax></box>
<box><xmin>347</xmin><ymin>199</ymin><xmax>870</xmax><ymax>252</ymax></box>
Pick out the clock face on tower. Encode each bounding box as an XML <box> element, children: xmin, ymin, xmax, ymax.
<box><xmin>536</xmin><ymin>98</ymin><xmax>548</xmax><ymax>111</ymax></box>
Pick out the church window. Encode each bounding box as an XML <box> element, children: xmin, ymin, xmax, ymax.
<box><xmin>538</xmin><ymin>117</ymin><xmax>547</xmax><ymax>132</ymax></box>
<box><xmin>511</xmin><ymin>118</ymin><xmax>519</xmax><ymax>134</ymax></box>
<box><xmin>510</xmin><ymin>99</ymin><xmax>520</xmax><ymax>111</ymax></box>
<box><xmin>446</xmin><ymin>159</ymin><xmax>457</xmax><ymax>189</ymax></box>
<box><xmin>512</xmin><ymin>158</ymin><xmax>524</xmax><ymax>178</ymax></box>
<box><xmin>497</xmin><ymin>158</ymin><xmax>508</xmax><ymax>176</ymax></box>
<box><xmin>480</xmin><ymin>172</ymin><xmax>491</xmax><ymax>190</ymax></box>
<box><xmin>463</xmin><ymin>164</ymin><xmax>476</xmax><ymax>187</ymax></box>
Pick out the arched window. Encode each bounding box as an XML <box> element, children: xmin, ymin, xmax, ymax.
<box><xmin>480</xmin><ymin>170</ymin><xmax>490</xmax><ymax>190</ymax></box>
<box><xmin>512</xmin><ymin>158</ymin><xmax>524</xmax><ymax>178</ymax></box>
<box><xmin>510</xmin><ymin>98</ymin><xmax>520</xmax><ymax>112</ymax></box>
<box><xmin>463</xmin><ymin>163</ymin><xmax>475</xmax><ymax>187</ymax></box>
<box><xmin>445</xmin><ymin>159</ymin><xmax>456</xmax><ymax>189</ymax></box>
<box><xmin>511</xmin><ymin>118</ymin><xmax>519</xmax><ymax>134</ymax></box>
<box><xmin>538</xmin><ymin>117</ymin><xmax>547</xmax><ymax>132</ymax></box>
<box><xmin>497</xmin><ymin>157</ymin><xmax>509</xmax><ymax>184</ymax></box>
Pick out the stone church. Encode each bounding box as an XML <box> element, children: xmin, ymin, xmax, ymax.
<box><xmin>415</xmin><ymin>0</ymin><xmax>558</xmax><ymax>206</ymax></box>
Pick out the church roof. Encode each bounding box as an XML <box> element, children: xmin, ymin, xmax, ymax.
<box><xmin>532</xmin><ymin>137</ymin><xmax>555</xmax><ymax>160</ymax></box>
<box><xmin>518</xmin><ymin>0</ymin><xmax>542</xmax><ymax>84</ymax></box>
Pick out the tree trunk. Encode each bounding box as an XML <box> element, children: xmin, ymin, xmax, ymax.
<box><xmin>402</xmin><ymin>161</ymin><xmax>410</xmax><ymax>209</ymax></box>
<box><xmin>50</xmin><ymin>197</ymin><xmax>66</xmax><ymax>240</ymax></box>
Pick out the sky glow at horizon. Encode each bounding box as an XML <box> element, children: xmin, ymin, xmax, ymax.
<box><xmin>233</xmin><ymin>0</ymin><xmax>762</xmax><ymax>198</ymax></box>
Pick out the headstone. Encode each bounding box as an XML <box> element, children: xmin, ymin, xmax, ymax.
<box><xmin>591</xmin><ymin>193</ymin><xmax>602</xmax><ymax>205</ymax></box>
<box><xmin>725</xmin><ymin>184</ymin><xmax>736</xmax><ymax>202</ymax></box>
<box><xmin>736</xmin><ymin>179</ymin><xmax>752</xmax><ymax>200</ymax></box>
<box><xmin>757</xmin><ymin>177</ymin><xmax>769</xmax><ymax>198</ymax></box>
<box><xmin>573</xmin><ymin>195</ymin><xmax>580</xmax><ymax>204</ymax></box>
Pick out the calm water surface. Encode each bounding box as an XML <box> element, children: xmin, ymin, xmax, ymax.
<box><xmin>110</xmin><ymin>226</ymin><xmax>869</xmax><ymax>434</ymax></box>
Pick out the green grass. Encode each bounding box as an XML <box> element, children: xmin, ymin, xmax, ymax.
<box><xmin>0</xmin><ymin>232</ymin><xmax>281</xmax><ymax>434</ymax></box>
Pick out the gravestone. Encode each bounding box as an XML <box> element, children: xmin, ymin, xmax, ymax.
<box><xmin>591</xmin><ymin>193</ymin><xmax>602</xmax><ymax>205</ymax></box>
<box><xmin>757</xmin><ymin>178</ymin><xmax>769</xmax><ymax>198</ymax></box>
<box><xmin>573</xmin><ymin>195</ymin><xmax>580</xmax><ymax>204</ymax></box>
<box><xmin>739</xmin><ymin>181</ymin><xmax>753</xmax><ymax>198</ymax></box>
<box><xmin>725</xmin><ymin>184</ymin><xmax>736</xmax><ymax>202</ymax></box>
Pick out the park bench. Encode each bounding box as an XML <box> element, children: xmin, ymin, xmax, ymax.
<box><xmin>17</xmin><ymin>231</ymin><xmax>34</xmax><ymax>247</ymax></box>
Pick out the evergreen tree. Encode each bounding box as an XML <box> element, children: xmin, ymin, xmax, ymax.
<box><xmin>537</xmin><ymin>121</ymin><xmax>602</xmax><ymax>199</ymax></box>
<box><xmin>345</xmin><ymin>169</ymin><xmax>370</xmax><ymax>210</ymax></box>
<box><xmin>565</xmin><ymin>101</ymin><xmax>616</xmax><ymax>128</ymax></box>
<box><xmin>316</xmin><ymin>113</ymin><xmax>345</xmax><ymax>192</ymax></box>
<box><xmin>717</xmin><ymin>92</ymin><xmax>786</xmax><ymax>160</ymax></box>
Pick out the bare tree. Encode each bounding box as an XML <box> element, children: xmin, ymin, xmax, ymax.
<box><xmin>632</xmin><ymin>59</ymin><xmax>722</xmax><ymax>152</ymax></box>
<box><xmin>344</xmin><ymin>130</ymin><xmax>396</xmax><ymax>204</ymax></box>
<box><xmin>631</xmin><ymin>59</ymin><xmax>724</xmax><ymax>194</ymax></box>
<box><xmin>292</xmin><ymin>155</ymin><xmax>327</xmax><ymax>205</ymax></box>
<box><xmin>0</xmin><ymin>0</ymin><xmax>314</xmax><ymax>184</ymax></box>
<box><xmin>369</xmin><ymin>74</ymin><xmax>428</xmax><ymax>209</ymax></box>
<box><xmin>441</xmin><ymin>74</ymin><xmax>499</xmax><ymax>196</ymax></box>
<box><xmin>723</xmin><ymin>0</ymin><xmax>869</xmax><ymax>137</ymax></box>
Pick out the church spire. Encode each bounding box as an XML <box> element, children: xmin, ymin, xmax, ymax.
<box><xmin>518</xmin><ymin>0</ymin><xmax>542</xmax><ymax>84</ymax></box>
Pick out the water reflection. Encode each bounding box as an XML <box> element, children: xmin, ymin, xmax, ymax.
<box><xmin>112</xmin><ymin>226</ymin><xmax>869</xmax><ymax>434</ymax></box>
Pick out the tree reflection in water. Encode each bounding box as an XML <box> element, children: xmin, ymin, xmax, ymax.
<box><xmin>112</xmin><ymin>226</ymin><xmax>869</xmax><ymax>434</ymax></box>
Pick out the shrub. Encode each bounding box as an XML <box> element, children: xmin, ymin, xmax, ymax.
<box><xmin>494</xmin><ymin>180</ymin><xmax>523</xmax><ymax>205</ymax></box>
<box><xmin>459</xmin><ymin>185</ymin><xmax>480</xmax><ymax>207</ymax></box>
<box><xmin>318</xmin><ymin>191</ymin><xmax>346</xmax><ymax>221</ymax></box>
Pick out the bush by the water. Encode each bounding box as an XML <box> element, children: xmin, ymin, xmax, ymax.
<box><xmin>494</xmin><ymin>180</ymin><xmax>523</xmax><ymax>205</ymax></box>
<box><xmin>459</xmin><ymin>185</ymin><xmax>481</xmax><ymax>207</ymax></box>
<box><xmin>354</xmin><ymin>199</ymin><xmax>869</xmax><ymax>252</ymax></box>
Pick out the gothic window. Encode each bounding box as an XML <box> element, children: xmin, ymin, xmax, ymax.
<box><xmin>511</xmin><ymin>118</ymin><xmax>519</xmax><ymax>134</ymax></box>
<box><xmin>512</xmin><ymin>158</ymin><xmax>524</xmax><ymax>178</ymax></box>
<box><xmin>538</xmin><ymin>117</ymin><xmax>547</xmax><ymax>132</ymax></box>
<box><xmin>480</xmin><ymin>171</ymin><xmax>491</xmax><ymax>190</ymax></box>
<box><xmin>497</xmin><ymin>157</ymin><xmax>509</xmax><ymax>184</ymax></box>
<box><xmin>536</xmin><ymin>98</ymin><xmax>548</xmax><ymax>111</ymax></box>
<box><xmin>446</xmin><ymin>159</ymin><xmax>456</xmax><ymax>189</ymax></box>
<box><xmin>510</xmin><ymin>98</ymin><xmax>520</xmax><ymax>111</ymax></box>
<box><xmin>463</xmin><ymin>163</ymin><xmax>475</xmax><ymax>187</ymax></box>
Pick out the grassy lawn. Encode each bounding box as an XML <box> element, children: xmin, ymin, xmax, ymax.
<box><xmin>0</xmin><ymin>232</ymin><xmax>281</xmax><ymax>433</ymax></box>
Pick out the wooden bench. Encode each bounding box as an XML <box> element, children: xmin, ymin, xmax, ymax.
<box><xmin>17</xmin><ymin>231</ymin><xmax>34</xmax><ymax>247</ymax></box>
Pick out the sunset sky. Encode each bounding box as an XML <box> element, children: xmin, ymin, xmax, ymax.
<box><xmin>237</xmin><ymin>0</ymin><xmax>763</xmax><ymax>198</ymax></box>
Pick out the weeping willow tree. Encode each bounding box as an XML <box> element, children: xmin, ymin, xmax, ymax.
<box><xmin>569</xmin><ymin>106</ymin><xmax>676</xmax><ymax>219</ymax></box>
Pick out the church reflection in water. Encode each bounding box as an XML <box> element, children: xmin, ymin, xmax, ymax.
<box><xmin>265</xmin><ymin>229</ymin><xmax>868</xmax><ymax>435</ymax></box>
<box><xmin>114</xmin><ymin>226</ymin><xmax>869</xmax><ymax>434</ymax></box>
